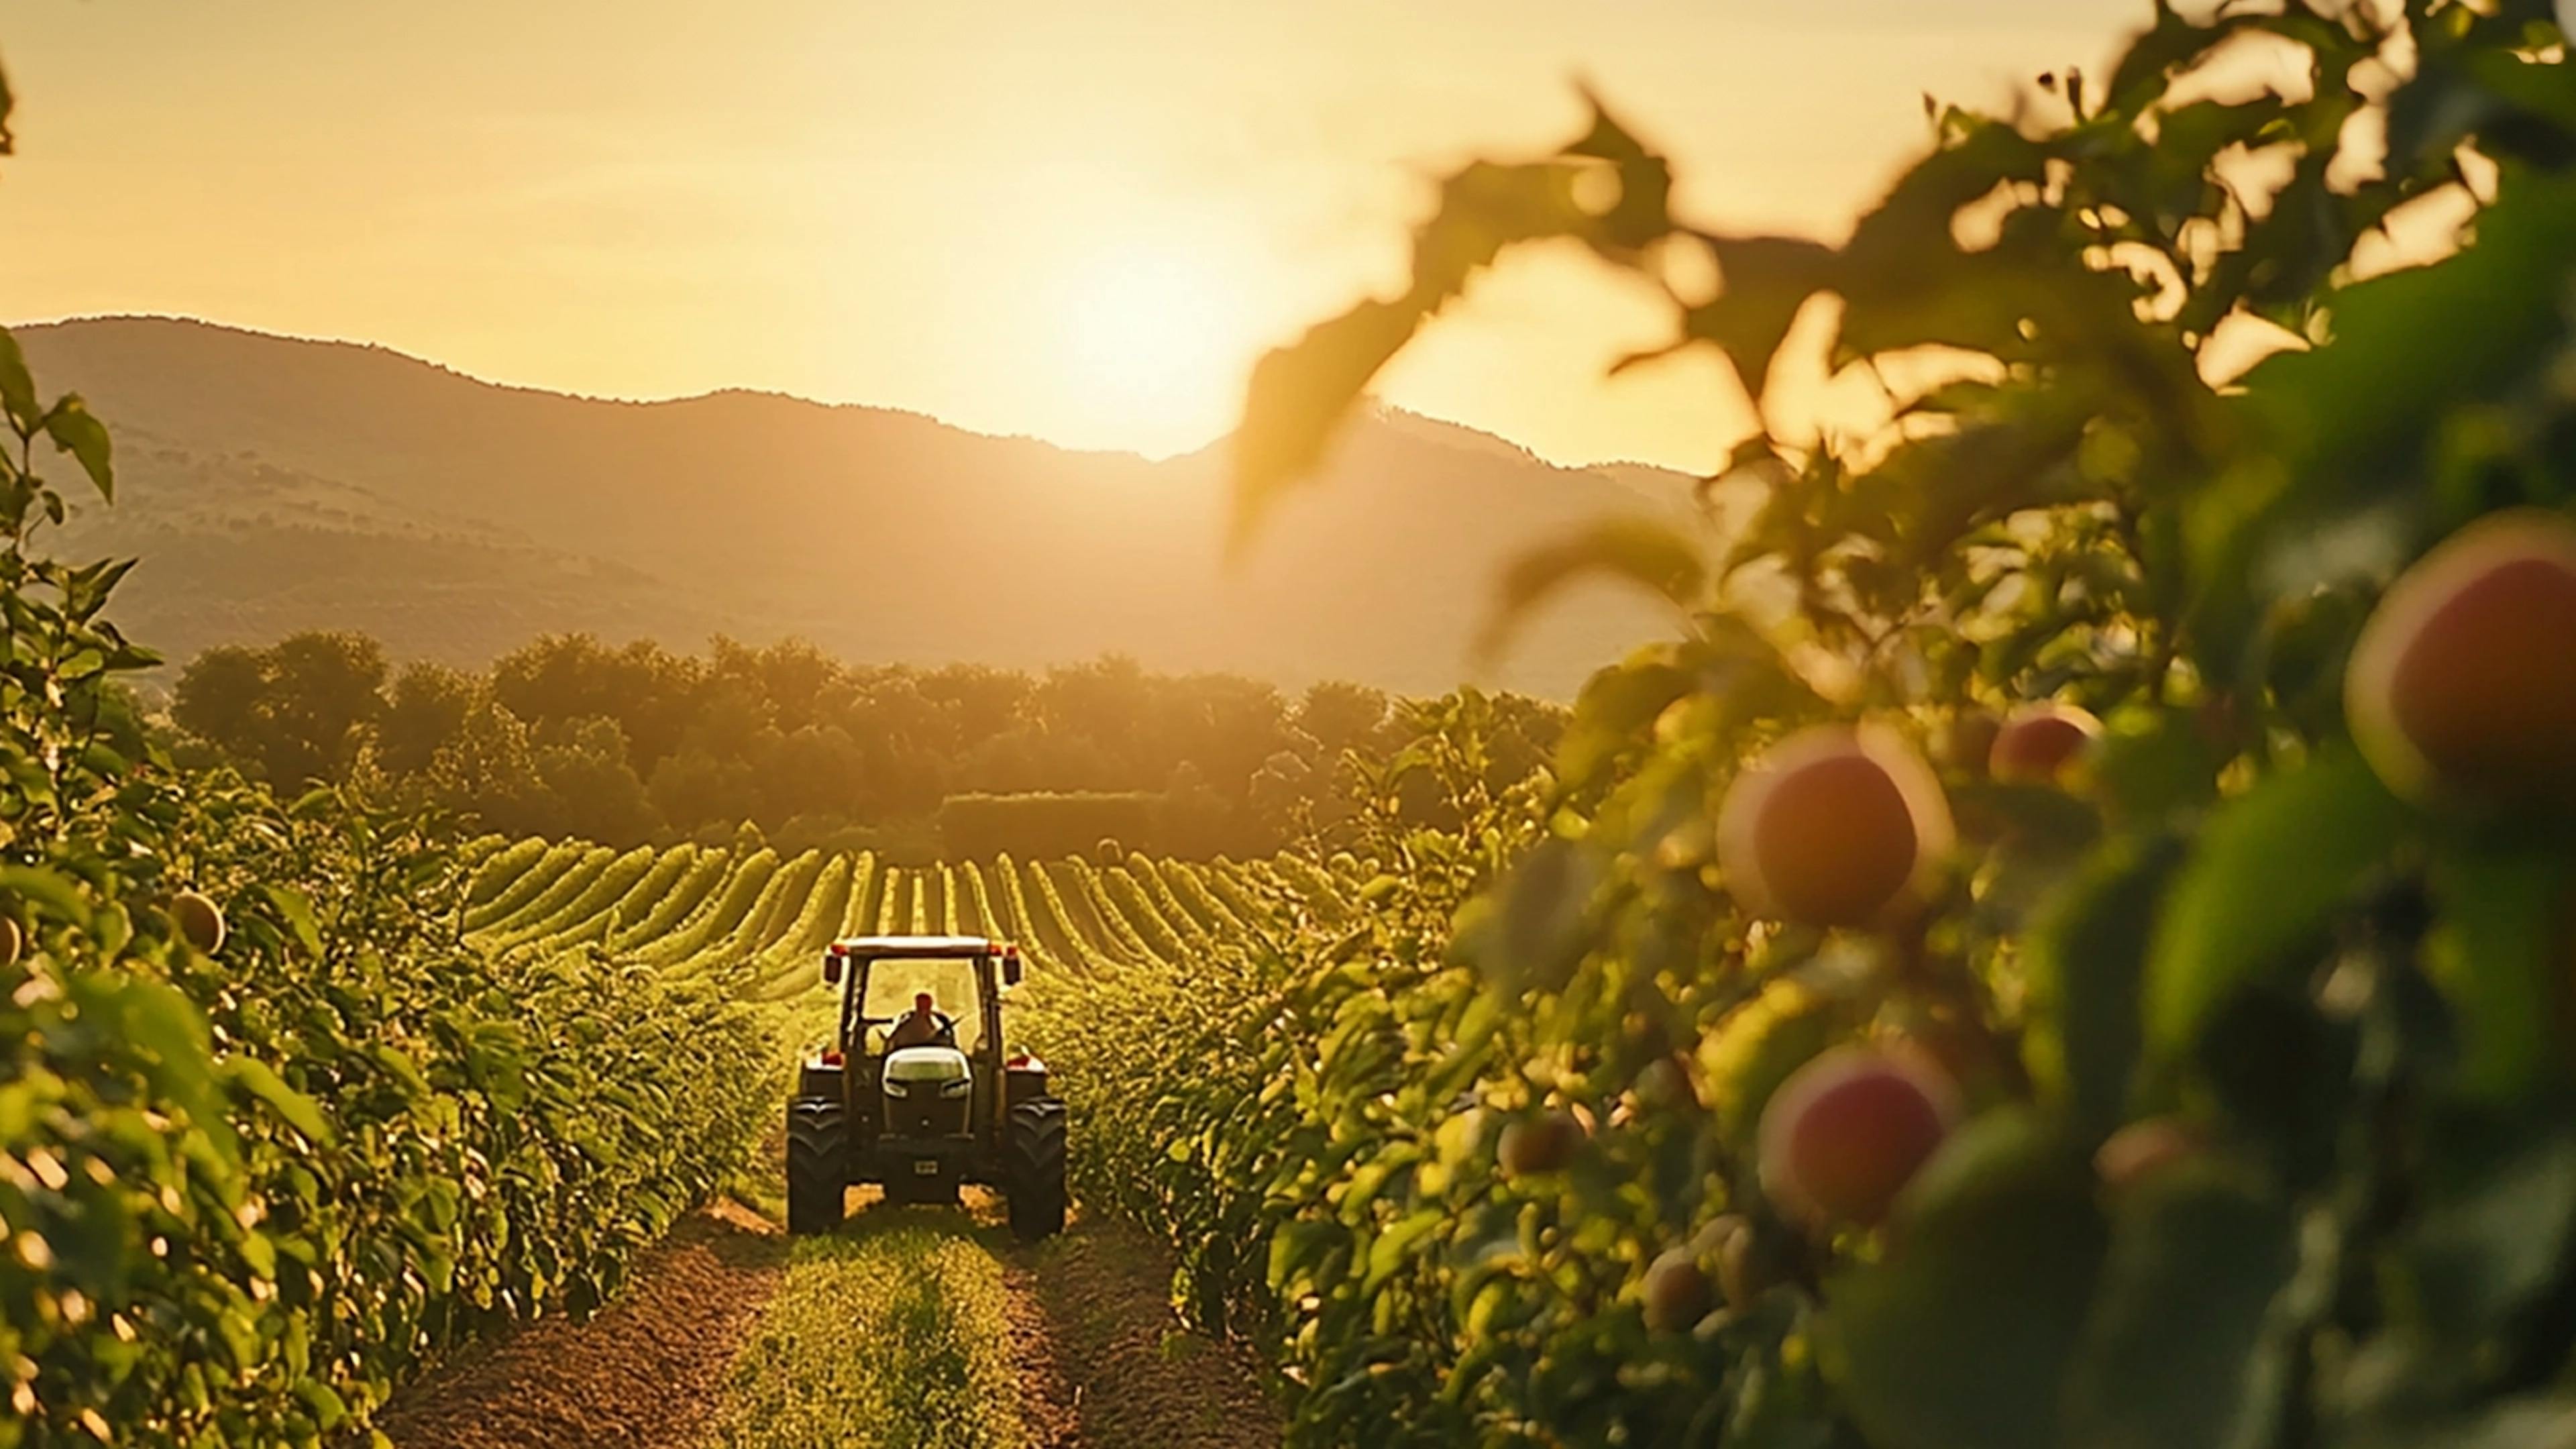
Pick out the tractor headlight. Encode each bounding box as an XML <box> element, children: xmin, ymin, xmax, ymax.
<box><xmin>883</xmin><ymin>1080</ymin><xmax>908</xmax><ymax>1099</ymax></box>
<box><xmin>941</xmin><ymin>1078</ymin><xmax>970</xmax><ymax>1099</ymax></box>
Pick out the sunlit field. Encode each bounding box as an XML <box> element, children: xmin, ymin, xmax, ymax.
<box><xmin>8</xmin><ymin>2</ymin><xmax>2576</xmax><ymax>1446</ymax></box>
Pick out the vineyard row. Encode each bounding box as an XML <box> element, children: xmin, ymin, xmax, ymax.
<box><xmin>459</xmin><ymin>837</ymin><xmax>1354</xmax><ymax>996</ymax></box>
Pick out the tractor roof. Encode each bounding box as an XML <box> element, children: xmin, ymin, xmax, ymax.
<box><xmin>828</xmin><ymin>934</ymin><xmax>1015</xmax><ymax>961</ymax></box>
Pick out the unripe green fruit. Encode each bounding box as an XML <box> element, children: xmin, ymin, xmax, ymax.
<box><xmin>1498</xmin><ymin>1110</ymin><xmax>1585</xmax><ymax>1178</ymax></box>
<box><xmin>1716</xmin><ymin>724</ymin><xmax>1954</xmax><ymax>928</ymax></box>
<box><xmin>1642</xmin><ymin>1248</ymin><xmax>1715</xmax><ymax>1334</ymax></box>
<box><xmin>1758</xmin><ymin>1046</ymin><xmax>1959</xmax><ymax>1228</ymax></box>
<box><xmin>2346</xmin><ymin>510</ymin><xmax>2576</xmax><ymax>811</ymax></box>
<box><xmin>1988</xmin><ymin>704</ymin><xmax>2102</xmax><ymax>785</ymax></box>
<box><xmin>2094</xmin><ymin>1118</ymin><xmax>2200</xmax><ymax>1190</ymax></box>
<box><xmin>174</xmin><ymin>890</ymin><xmax>227</xmax><ymax>955</ymax></box>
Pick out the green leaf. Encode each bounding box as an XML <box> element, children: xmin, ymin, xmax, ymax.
<box><xmin>1554</xmin><ymin>649</ymin><xmax>1693</xmax><ymax>788</ymax></box>
<box><xmin>40</xmin><ymin>395</ymin><xmax>113</xmax><ymax>500</ymax></box>
<box><xmin>0</xmin><ymin>863</ymin><xmax>93</xmax><ymax>930</ymax></box>
<box><xmin>1821</xmin><ymin>1112</ymin><xmax>2106</xmax><ymax>1449</ymax></box>
<box><xmin>261</xmin><ymin>883</ymin><xmax>325</xmax><ymax>959</ymax></box>
<box><xmin>227</xmin><ymin>1057</ymin><xmax>335</xmax><ymax>1144</ymax></box>
<box><xmin>106</xmin><ymin>973</ymin><xmax>239</xmax><ymax>1163</ymax></box>
<box><xmin>292</xmin><ymin>1379</ymin><xmax>349</xmax><ymax>1432</ymax></box>
<box><xmin>1233</xmin><ymin>131</ymin><xmax>1636</xmax><ymax>547</ymax></box>
<box><xmin>1360</xmin><ymin>1208</ymin><xmax>1444</xmax><ymax>1295</ymax></box>
<box><xmin>1477</xmin><ymin>837</ymin><xmax>1599</xmax><ymax>992</ymax></box>
<box><xmin>1679</xmin><ymin>235</ymin><xmax>1838</xmax><ymax>400</ymax></box>
<box><xmin>0</xmin><ymin>327</ymin><xmax>36</xmax><ymax>433</ymax></box>
<box><xmin>1268</xmin><ymin>1220</ymin><xmax>1343</xmax><ymax>1291</ymax></box>
<box><xmin>2063</xmin><ymin>1167</ymin><xmax>2300</xmax><ymax>1449</ymax></box>
<box><xmin>2424</xmin><ymin>846</ymin><xmax>2573</xmax><ymax>1101</ymax></box>
<box><xmin>2022</xmin><ymin>834</ymin><xmax>2187</xmax><ymax>1142</ymax></box>
<box><xmin>2145</xmin><ymin>750</ymin><xmax>2410</xmax><ymax>1052</ymax></box>
<box><xmin>2408</xmin><ymin>1120</ymin><xmax>2576</xmax><ymax>1348</ymax></box>
<box><xmin>1474</xmin><ymin>516</ymin><xmax>1704</xmax><ymax>664</ymax></box>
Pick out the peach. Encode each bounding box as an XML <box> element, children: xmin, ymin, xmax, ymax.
<box><xmin>1498</xmin><ymin>1110</ymin><xmax>1585</xmax><ymax>1177</ymax></box>
<box><xmin>1716</xmin><ymin>724</ymin><xmax>1954</xmax><ymax>928</ymax></box>
<box><xmin>1988</xmin><ymin>703</ymin><xmax>2103</xmax><ymax>785</ymax></box>
<box><xmin>1642</xmin><ymin>1248</ymin><xmax>1715</xmax><ymax>1334</ymax></box>
<box><xmin>2346</xmin><ymin>509</ymin><xmax>2576</xmax><ymax>810</ymax></box>
<box><xmin>174</xmin><ymin>890</ymin><xmax>227</xmax><ymax>955</ymax></box>
<box><xmin>1758</xmin><ymin>1046</ymin><xmax>1959</xmax><ymax>1227</ymax></box>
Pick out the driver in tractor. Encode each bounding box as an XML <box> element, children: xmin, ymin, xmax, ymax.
<box><xmin>885</xmin><ymin>991</ymin><xmax>951</xmax><ymax>1050</ymax></box>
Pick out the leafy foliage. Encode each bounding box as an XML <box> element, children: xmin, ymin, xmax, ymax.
<box><xmin>0</xmin><ymin>72</ymin><xmax>773</xmax><ymax>1438</ymax></box>
<box><xmin>1061</xmin><ymin>3</ymin><xmax>2576</xmax><ymax>1445</ymax></box>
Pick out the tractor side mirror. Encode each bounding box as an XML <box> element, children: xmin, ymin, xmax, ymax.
<box><xmin>822</xmin><ymin>952</ymin><xmax>843</xmax><ymax>985</ymax></box>
<box><xmin>1002</xmin><ymin>953</ymin><xmax>1023</xmax><ymax>986</ymax></box>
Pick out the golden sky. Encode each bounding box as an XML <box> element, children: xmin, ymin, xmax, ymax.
<box><xmin>0</xmin><ymin>0</ymin><xmax>2151</xmax><ymax>472</ymax></box>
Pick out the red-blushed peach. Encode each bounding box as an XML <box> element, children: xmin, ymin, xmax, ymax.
<box><xmin>1498</xmin><ymin>1110</ymin><xmax>1585</xmax><ymax>1178</ymax></box>
<box><xmin>1988</xmin><ymin>703</ymin><xmax>2104</xmax><ymax>785</ymax></box>
<box><xmin>1715</xmin><ymin>724</ymin><xmax>1955</xmax><ymax>928</ymax></box>
<box><xmin>174</xmin><ymin>890</ymin><xmax>227</xmax><ymax>955</ymax></box>
<box><xmin>1758</xmin><ymin>1045</ymin><xmax>1960</xmax><ymax>1228</ymax></box>
<box><xmin>2346</xmin><ymin>510</ymin><xmax>2576</xmax><ymax>811</ymax></box>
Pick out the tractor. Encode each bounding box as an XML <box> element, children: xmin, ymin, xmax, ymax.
<box><xmin>784</xmin><ymin>934</ymin><xmax>1068</xmax><ymax>1240</ymax></box>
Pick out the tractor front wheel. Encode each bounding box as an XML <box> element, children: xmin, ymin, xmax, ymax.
<box><xmin>786</xmin><ymin>1097</ymin><xmax>847</xmax><ymax>1235</ymax></box>
<box><xmin>1004</xmin><ymin>1098</ymin><xmax>1068</xmax><ymax>1242</ymax></box>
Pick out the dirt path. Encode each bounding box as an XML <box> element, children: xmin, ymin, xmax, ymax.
<box><xmin>380</xmin><ymin>1201</ymin><xmax>788</xmax><ymax>1449</ymax></box>
<box><xmin>374</xmin><ymin>1193</ymin><xmax>1281</xmax><ymax>1449</ymax></box>
<box><xmin>1004</xmin><ymin>1216</ymin><xmax>1279</xmax><ymax>1449</ymax></box>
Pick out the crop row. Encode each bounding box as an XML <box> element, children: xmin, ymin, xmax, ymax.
<box><xmin>459</xmin><ymin>839</ymin><xmax>1317</xmax><ymax>992</ymax></box>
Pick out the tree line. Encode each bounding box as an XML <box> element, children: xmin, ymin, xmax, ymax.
<box><xmin>164</xmin><ymin>630</ymin><xmax>1565</xmax><ymax>859</ymax></box>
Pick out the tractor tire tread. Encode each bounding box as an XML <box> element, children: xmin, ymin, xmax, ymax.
<box><xmin>1004</xmin><ymin>1097</ymin><xmax>1069</xmax><ymax>1242</ymax></box>
<box><xmin>786</xmin><ymin>1096</ymin><xmax>847</xmax><ymax>1235</ymax></box>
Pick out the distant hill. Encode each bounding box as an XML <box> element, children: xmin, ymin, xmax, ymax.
<box><xmin>17</xmin><ymin>317</ymin><xmax>1703</xmax><ymax>697</ymax></box>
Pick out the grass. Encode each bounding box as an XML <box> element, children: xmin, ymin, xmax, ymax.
<box><xmin>698</xmin><ymin>1210</ymin><xmax>1028</xmax><ymax>1449</ymax></box>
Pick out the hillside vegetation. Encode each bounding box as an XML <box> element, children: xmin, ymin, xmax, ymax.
<box><xmin>15</xmin><ymin>317</ymin><xmax>1694</xmax><ymax>700</ymax></box>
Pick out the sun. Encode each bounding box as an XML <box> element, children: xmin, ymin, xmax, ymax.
<box><xmin>1055</xmin><ymin>244</ymin><xmax>1248</xmax><ymax>456</ymax></box>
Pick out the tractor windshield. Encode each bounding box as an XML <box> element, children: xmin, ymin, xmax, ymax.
<box><xmin>860</xmin><ymin>956</ymin><xmax>984</xmax><ymax>1053</ymax></box>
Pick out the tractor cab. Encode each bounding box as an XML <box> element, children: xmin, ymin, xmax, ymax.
<box><xmin>786</xmin><ymin>935</ymin><xmax>1066</xmax><ymax>1241</ymax></box>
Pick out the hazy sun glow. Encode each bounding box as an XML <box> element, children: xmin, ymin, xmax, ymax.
<box><xmin>0</xmin><ymin>0</ymin><xmax>2153</xmax><ymax>472</ymax></box>
<box><xmin>1053</xmin><ymin>244</ymin><xmax>1251</xmax><ymax>458</ymax></box>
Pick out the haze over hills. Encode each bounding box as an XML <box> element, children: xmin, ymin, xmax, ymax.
<box><xmin>17</xmin><ymin>317</ymin><xmax>1703</xmax><ymax>698</ymax></box>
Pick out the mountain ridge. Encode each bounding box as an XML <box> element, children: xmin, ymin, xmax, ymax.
<box><xmin>15</xmin><ymin>315</ymin><xmax>1701</xmax><ymax>698</ymax></box>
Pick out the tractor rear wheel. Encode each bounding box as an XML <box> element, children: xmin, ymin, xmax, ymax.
<box><xmin>1004</xmin><ymin>1098</ymin><xmax>1068</xmax><ymax>1242</ymax></box>
<box><xmin>786</xmin><ymin>1097</ymin><xmax>847</xmax><ymax>1235</ymax></box>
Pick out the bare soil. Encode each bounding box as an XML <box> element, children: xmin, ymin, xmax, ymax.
<box><xmin>374</xmin><ymin>1195</ymin><xmax>1282</xmax><ymax>1449</ymax></box>
<box><xmin>1003</xmin><ymin>1214</ymin><xmax>1283</xmax><ymax>1449</ymax></box>
<box><xmin>378</xmin><ymin>1201</ymin><xmax>787</xmax><ymax>1449</ymax></box>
